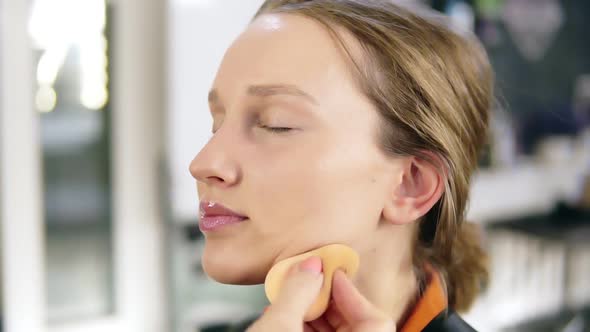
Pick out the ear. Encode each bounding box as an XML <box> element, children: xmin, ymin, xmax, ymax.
<box><xmin>382</xmin><ymin>152</ymin><xmax>446</xmax><ymax>225</ymax></box>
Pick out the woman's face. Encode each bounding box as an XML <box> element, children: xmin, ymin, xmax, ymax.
<box><xmin>190</xmin><ymin>13</ymin><xmax>404</xmax><ymax>284</ymax></box>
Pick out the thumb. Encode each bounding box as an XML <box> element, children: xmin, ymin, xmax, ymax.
<box><xmin>331</xmin><ymin>270</ymin><xmax>389</xmax><ymax>324</ymax></box>
<box><xmin>268</xmin><ymin>256</ymin><xmax>324</xmax><ymax>321</ymax></box>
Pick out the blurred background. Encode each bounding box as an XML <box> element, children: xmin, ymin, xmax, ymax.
<box><xmin>0</xmin><ymin>0</ymin><xmax>589</xmax><ymax>331</ymax></box>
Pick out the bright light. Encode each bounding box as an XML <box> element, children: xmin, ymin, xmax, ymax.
<box><xmin>80</xmin><ymin>88</ymin><xmax>108</xmax><ymax>110</ymax></box>
<box><xmin>79</xmin><ymin>32</ymin><xmax>108</xmax><ymax>110</ymax></box>
<box><xmin>29</xmin><ymin>0</ymin><xmax>108</xmax><ymax>111</ymax></box>
<box><xmin>36</xmin><ymin>46</ymin><xmax>68</xmax><ymax>86</ymax></box>
<box><xmin>36</xmin><ymin>86</ymin><xmax>57</xmax><ymax>113</ymax></box>
<box><xmin>29</xmin><ymin>0</ymin><xmax>106</xmax><ymax>48</ymax></box>
<box><xmin>173</xmin><ymin>0</ymin><xmax>215</xmax><ymax>7</ymax></box>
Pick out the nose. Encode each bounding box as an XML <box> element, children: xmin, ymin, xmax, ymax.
<box><xmin>189</xmin><ymin>129</ymin><xmax>242</xmax><ymax>188</ymax></box>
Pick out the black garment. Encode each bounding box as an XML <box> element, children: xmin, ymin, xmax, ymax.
<box><xmin>422</xmin><ymin>309</ymin><xmax>477</xmax><ymax>332</ymax></box>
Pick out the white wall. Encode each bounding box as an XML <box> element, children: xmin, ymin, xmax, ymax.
<box><xmin>1</xmin><ymin>0</ymin><xmax>46</xmax><ymax>330</ymax></box>
<box><xmin>168</xmin><ymin>0</ymin><xmax>265</xmax><ymax>221</ymax></box>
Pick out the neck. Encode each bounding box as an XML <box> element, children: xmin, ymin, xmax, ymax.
<box><xmin>352</xmin><ymin>224</ymin><xmax>419</xmax><ymax>325</ymax></box>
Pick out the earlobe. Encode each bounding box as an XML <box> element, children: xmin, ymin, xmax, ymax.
<box><xmin>382</xmin><ymin>154</ymin><xmax>445</xmax><ymax>225</ymax></box>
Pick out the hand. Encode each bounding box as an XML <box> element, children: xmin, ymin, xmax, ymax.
<box><xmin>248</xmin><ymin>257</ymin><xmax>395</xmax><ymax>332</ymax></box>
<box><xmin>307</xmin><ymin>270</ymin><xmax>395</xmax><ymax>332</ymax></box>
<box><xmin>247</xmin><ymin>256</ymin><xmax>324</xmax><ymax>332</ymax></box>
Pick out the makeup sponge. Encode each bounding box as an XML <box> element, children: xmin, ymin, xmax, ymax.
<box><xmin>264</xmin><ymin>244</ymin><xmax>360</xmax><ymax>321</ymax></box>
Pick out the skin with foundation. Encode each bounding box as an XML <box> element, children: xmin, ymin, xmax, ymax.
<box><xmin>189</xmin><ymin>13</ymin><xmax>445</xmax><ymax>330</ymax></box>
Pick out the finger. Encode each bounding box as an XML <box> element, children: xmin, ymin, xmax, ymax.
<box><xmin>303</xmin><ymin>323</ymin><xmax>315</xmax><ymax>332</ymax></box>
<box><xmin>331</xmin><ymin>270</ymin><xmax>385</xmax><ymax>324</ymax></box>
<box><xmin>324</xmin><ymin>302</ymin><xmax>343</xmax><ymax>329</ymax></box>
<box><xmin>309</xmin><ymin>316</ymin><xmax>333</xmax><ymax>332</ymax></box>
<box><xmin>269</xmin><ymin>256</ymin><xmax>324</xmax><ymax>321</ymax></box>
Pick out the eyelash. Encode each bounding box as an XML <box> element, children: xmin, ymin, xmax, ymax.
<box><xmin>259</xmin><ymin>125</ymin><xmax>294</xmax><ymax>133</ymax></box>
<box><xmin>211</xmin><ymin>124</ymin><xmax>294</xmax><ymax>135</ymax></box>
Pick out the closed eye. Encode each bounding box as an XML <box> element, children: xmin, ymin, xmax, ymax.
<box><xmin>259</xmin><ymin>125</ymin><xmax>294</xmax><ymax>133</ymax></box>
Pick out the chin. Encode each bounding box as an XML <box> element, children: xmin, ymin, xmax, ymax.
<box><xmin>201</xmin><ymin>247</ymin><xmax>268</xmax><ymax>285</ymax></box>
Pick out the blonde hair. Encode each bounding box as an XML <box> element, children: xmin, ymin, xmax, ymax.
<box><xmin>255</xmin><ymin>0</ymin><xmax>493</xmax><ymax>311</ymax></box>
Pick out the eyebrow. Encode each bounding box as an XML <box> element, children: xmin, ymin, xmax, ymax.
<box><xmin>208</xmin><ymin>84</ymin><xmax>318</xmax><ymax>106</ymax></box>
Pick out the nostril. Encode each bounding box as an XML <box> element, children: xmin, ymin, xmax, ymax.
<box><xmin>208</xmin><ymin>176</ymin><xmax>225</xmax><ymax>184</ymax></box>
<box><xmin>202</xmin><ymin>175</ymin><xmax>234</xmax><ymax>188</ymax></box>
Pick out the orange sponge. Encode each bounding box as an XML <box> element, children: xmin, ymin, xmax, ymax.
<box><xmin>264</xmin><ymin>244</ymin><xmax>360</xmax><ymax>321</ymax></box>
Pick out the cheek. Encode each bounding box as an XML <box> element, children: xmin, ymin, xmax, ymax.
<box><xmin>247</xmin><ymin>139</ymin><xmax>388</xmax><ymax>244</ymax></box>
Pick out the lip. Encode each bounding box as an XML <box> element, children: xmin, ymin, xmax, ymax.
<box><xmin>199</xmin><ymin>201</ymin><xmax>248</xmax><ymax>232</ymax></box>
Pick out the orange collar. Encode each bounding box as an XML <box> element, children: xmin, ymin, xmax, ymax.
<box><xmin>399</xmin><ymin>266</ymin><xmax>447</xmax><ymax>332</ymax></box>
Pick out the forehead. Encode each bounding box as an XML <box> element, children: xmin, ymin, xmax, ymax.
<box><xmin>213</xmin><ymin>13</ymin><xmax>359</xmax><ymax>98</ymax></box>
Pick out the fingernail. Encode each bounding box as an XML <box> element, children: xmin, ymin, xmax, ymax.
<box><xmin>299</xmin><ymin>256</ymin><xmax>323</xmax><ymax>275</ymax></box>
